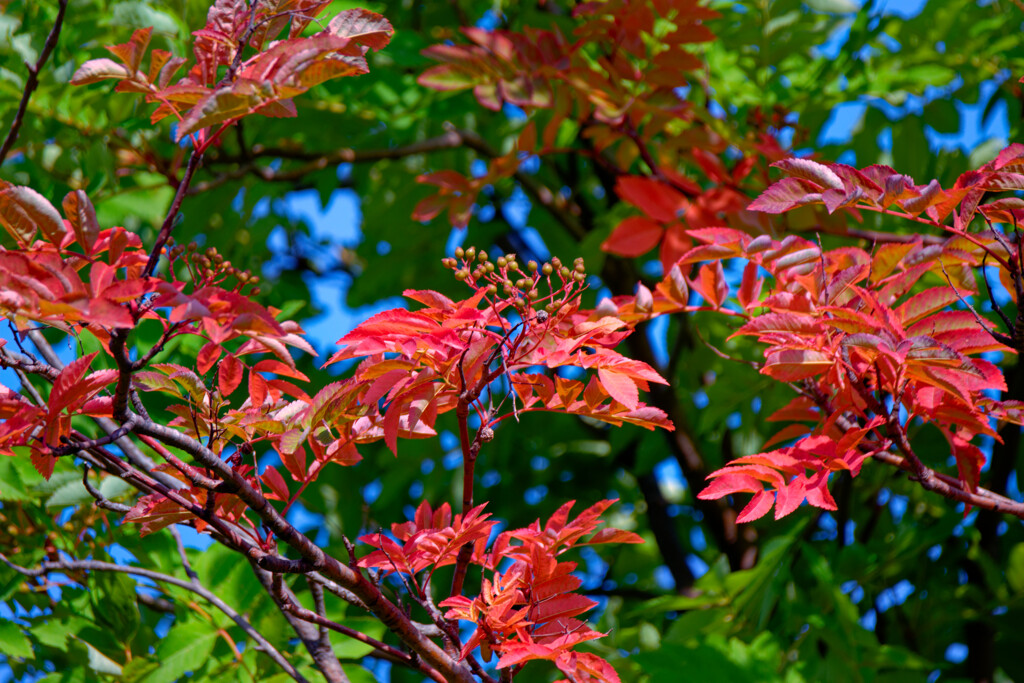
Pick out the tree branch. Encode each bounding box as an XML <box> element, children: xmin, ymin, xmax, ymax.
<box><xmin>130</xmin><ymin>415</ymin><xmax>477</xmax><ymax>682</ymax></box>
<box><xmin>0</xmin><ymin>553</ymin><xmax>309</xmax><ymax>683</ymax></box>
<box><xmin>143</xmin><ymin>150</ymin><xmax>205</xmax><ymax>278</ymax></box>
<box><xmin>250</xmin><ymin>563</ymin><xmax>350</xmax><ymax>683</ymax></box>
<box><xmin>275</xmin><ymin>577</ymin><xmax>440</xmax><ymax>681</ymax></box>
<box><xmin>0</xmin><ymin>0</ymin><xmax>68</xmax><ymax>165</ymax></box>
<box><xmin>872</xmin><ymin>450</ymin><xmax>1024</xmax><ymax>518</ymax></box>
<box><xmin>81</xmin><ymin>464</ymin><xmax>131</xmax><ymax>513</ymax></box>
<box><xmin>192</xmin><ymin>130</ymin><xmax>470</xmax><ymax>194</ymax></box>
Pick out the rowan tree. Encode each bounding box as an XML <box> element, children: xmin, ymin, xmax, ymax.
<box><xmin>1</xmin><ymin>1</ymin><xmax>1024</xmax><ymax>682</ymax></box>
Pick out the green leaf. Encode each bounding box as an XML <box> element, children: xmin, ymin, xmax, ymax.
<box><xmin>31</xmin><ymin>615</ymin><xmax>92</xmax><ymax>649</ymax></box>
<box><xmin>1008</xmin><ymin>543</ymin><xmax>1024</xmax><ymax>594</ymax></box>
<box><xmin>331</xmin><ymin>616</ymin><xmax>388</xmax><ymax>659</ymax></box>
<box><xmin>90</xmin><ymin>570</ymin><xmax>140</xmax><ymax>644</ymax></box>
<box><xmin>0</xmin><ymin>453</ymin><xmax>38</xmax><ymax>501</ymax></box>
<box><xmin>46</xmin><ymin>478</ymin><xmax>93</xmax><ymax>508</ymax></box>
<box><xmin>71</xmin><ymin>636</ymin><xmax>123</xmax><ymax>675</ymax></box>
<box><xmin>141</xmin><ymin>626</ymin><xmax>219</xmax><ymax>683</ymax></box>
<box><xmin>804</xmin><ymin>0</ymin><xmax>859</xmax><ymax>13</ymax></box>
<box><xmin>0</xmin><ymin>619</ymin><xmax>32</xmax><ymax>658</ymax></box>
<box><xmin>193</xmin><ymin>545</ymin><xmax>266</xmax><ymax>615</ymax></box>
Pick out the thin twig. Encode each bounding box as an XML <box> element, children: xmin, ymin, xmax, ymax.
<box><xmin>130</xmin><ymin>414</ymin><xmax>477</xmax><ymax>682</ymax></box>
<box><xmin>0</xmin><ymin>553</ymin><xmax>309</xmax><ymax>683</ymax></box>
<box><xmin>0</xmin><ymin>0</ymin><xmax>69</xmax><ymax>165</ymax></box>
<box><xmin>81</xmin><ymin>465</ymin><xmax>131</xmax><ymax>513</ymax></box>
<box><xmin>279</xmin><ymin>595</ymin><xmax>445</xmax><ymax>681</ymax></box>
<box><xmin>143</xmin><ymin>150</ymin><xmax>205</xmax><ymax>278</ymax></box>
<box><xmin>170</xmin><ymin>525</ymin><xmax>200</xmax><ymax>583</ymax></box>
<box><xmin>307</xmin><ymin>572</ymin><xmax>368</xmax><ymax>610</ymax></box>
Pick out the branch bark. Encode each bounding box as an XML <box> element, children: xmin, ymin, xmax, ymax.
<box><xmin>0</xmin><ymin>0</ymin><xmax>68</xmax><ymax>165</ymax></box>
<box><xmin>0</xmin><ymin>553</ymin><xmax>309</xmax><ymax>683</ymax></box>
<box><xmin>129</xmin><ymin>416</ymin><xmax>477</xmax><ymax>682</ymax></box>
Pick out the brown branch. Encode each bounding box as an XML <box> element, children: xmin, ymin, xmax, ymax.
<box><xmin>278</xmin><ymin>586</ymin><xmax>442</xmax><ymax>680</ymax></box>
<box><xmin>307</xmin><ymin>571</ymin><xmax>369</xmax><ymax>611</ymax></box>
<box><xmin>193</xmin><ymin>129</ymin><xmax>471</xmax><ymax>194</ymax></box>
<box><xmin>129</xmin><ymin>415</ymin><xmax>476</xmax><ymax>682</ymax></box>
<box><xmin>86</xmin><ymin>443</ymin><xmax>309</xmax><ymax>574</ymax></box>
<box><xmin>12</xmin><ymin>329</ymin><xmax>178</xmax><ymax>489</ymax></box>
<box><xmin>250</xmin><ymin>564</ymin><xmax>350</xmax><ymax>683</ymax></box>
<box><xmin>872</xmin><ymin>451</ymin><xmax>1024</xmax><ymax>518</ymax></box>
<box><xmin>813</xmin><ymin>391</ymin><xmax>1024</xmax><ymax>519</ymax></box>
<box><xmin>131</xmin><ymin>322</ymin><xmax>184</xmax><ymax>371</ymax></box>
<box><xmin>143</xmin><ymin>150</ymin><xmax>204</xmax><ymax>278</ymax></box>
<box><xmin>456</xmin><ymin>126</ymin><xmax>587</xmax><ymax>240</ymax></box>
<box><xmin>449</xmin><ymin>396</ymin><xmax>478</xmax><ymax>599</ymax></box>
<box><xmin>0</xmin><ymin>553</ymin><xmax>309</xmax><ymax>683</ymax></box>
<box><xmin>0</xmin><ymin>344</ymin><xmax>59</xmax><ymax>381</ymax></box>
<box><xmin>793</xmin><ymin>223</ymin><xmax>946</xmax><ymax>246</ymax></box>
<box><xmin>0</xmin><ymin>0</ymin><xmax>68</xmax><ymax>165</ymax></box>
<box><xmin>136</xmin><ymin>591</ymin><xmax>176</xmax><ymax>613</ymax></box>
<box><xmin>194</xmin><ymin>127</ymin><xmax>589</xmax><ymax>243</ymax></box>
<box><xmin>81</xmin><ymin>465</ymin><xmax>131</xmax><ymax>513</ymax></box>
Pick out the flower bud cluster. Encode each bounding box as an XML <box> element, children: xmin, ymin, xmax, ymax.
<box><xmin>442</xmin><ymin>246</ymin><xmax>588</xmax><ymax>320</ymax></box>
<box><xmin>166</xmin><ymin>239</ymin><xmax>261</xmax><ymax>295</ymax></box>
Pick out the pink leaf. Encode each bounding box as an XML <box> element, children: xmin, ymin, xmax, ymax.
<box><xmin>772</xmin><ymin>158</ymin><xmax>844</xmax><ymax>190</ymax></box>
<box><xmin>597</xmin><ymin>368</ymin><xmax>639</xmax><ymax>410</ymax></box>
<box><xmin>324</xmin><ymin>9</ymin><xmax>394</xmax><ymax>50</ymax></box>
<box><xmin>748</xmin><ymin>177</ymin><xmax>823</xmax><ymax>213</ymax></box>
<box><xmin>601</xmin><ymin>216</ymin><xmax>663</xmax><ymax>257</ymax></box>
<box><xmin>614</xmin><ymin>176</ymin><xmax>687</xmax><ymax>222</ymax></box>
<box><xmin>219</xmin><ymin>354</ymin><xmax>244</xmax><ymax>396</ymax></box>
<box><xmin>736</xmin><ymin>490</ymin><xmax>774</xmax><ymax>523</ymax></box>
<box><xmin>0</xmin><ymin>184</ymin><xmax>67</xmax><ymax>246</ymax></box>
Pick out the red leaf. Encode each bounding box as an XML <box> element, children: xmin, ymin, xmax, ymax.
<box><xmin>774</xmin><ymin>476</ymin><xmax>806</xmax><ymax>519</ymax></box>
<box><xmin>105</xmin><ymin>26</ymin><xmax>152</xmax><ymax>73</ymax></box>
<box><xmin>219</xmin><ymin>354</ymin><xmax>244</xmax><ymax>396</ymax></box>
<box><xmin>737</xmin><ymin>262</ymin><xmax>763</xmax><ymax>310</ymax></box>
<box><xmin>281</xmin><ymin>444</ymin><xmax>308</xmax><ymax>482</ymax></box>
<box><xmin>412</xmin><ymin>194</ymin><xmax>448</xmax><ymax>222</ymax></box>
<box><xmin>249</xmin><ymin>368</ymin><xmax>269</xmax><ymax>407</ymax></box>
<box><xmin>596</xmin><ymin>368</ymin><xmax>639</xmax><ymax>409</ymax></box>
<box><xmin>70</xmin><ymin>58</ymin><xmax>131</xmax><ymax>85</ymax></box>
<box><xmin>585</xmin><ymin>528</ymin><xmax>644</xmax><ymax>545</ymax></box>
<box><xmin>31</xmin><ymin>449</ymin><xmax>58</xmax><ymax>480</ymax></box>
<box><xmin>736</xmin><ymin>489</ymin><xmax>774</xmax><ymax>523</ymax></box>
<box><xmin>697</xmin><ymin>474</ymin><xmax>762</xmax><ymax>500</ymax></box>
<box><xmin>600</xmin><ymin>216</ymin><xmax>663</xmax><ymax>257</ymax></box>
<box><xmin>762</xmin><ymin>349</ymin><xmax>833</xmax><ymax>381</ymax></box>
<box><xmin>197</xmin><ymin>342</ymin><xmax>221</xmax><ymax>375</ymax></box>
<box><xmin>772</xmin><ymin>158</ymin><xmax>844</xmax><ymax>190</ymax></box>
<box><xmin>531</xmin><ymin>594</ymin><xmax>597</xmax><ymax>622</ymax></box>
<box><xmin>417</xmin><ymin>63</ymin><xmax>478</xmax><ymax>91</ymax></box>
<box><xmin>252</xmin><ymin>359</ymin><xmax>310</xmax><ymax>382</ymax></box>
<box><xmin>870</xmin><ymin>241</ymin><xmax>918</xmax><ymax>283</ymax></box>
<box><xmin>730</xmin><ymin>312</ymin><xmax>822</xmax><ymax>339</ymax></box>
<box><xmin>261</xmin><ymin>465</ymin><xmax>290</xmax><ymax>501</ymax></box>
<box><xmin>62</xmin><ymin>190</ymin><xmax>100</xmax><ymax>254</ymax></box>
<box><xmin>748</xmin><ymin>177</ymin><xmax>823</xmax><ymax>213</ymax></box>
<box><xmin>992</xmin><ymin>143</ymin><xmax>1024</xmax><ymax>170</ymax></box>
<box><xmin>49</xmin><ymin>352</ymin><xmax>99</xmax><ymax>414</ymax></box>
<box><xmin>689</xmin><ymin>261</ymin><xmax>729</xmax><ymax>308</ymax></box>
<box><xmin>324</xmin><ymin>9</ymin><xmax>394</xmax><ymax>50</ymax></box>
<box><xmin>614</xmin><ymin>176</ymin><xmax>687</xmax><ymax>222</ymax></box>
<box><xmin>324</xmin><ymin>437</ymin><xmax>362</xmax><ymax>466</ymax></box>
<box><xmin>0</xmin><ymin>184</ymin><xmax>67</xmax><ymax>246</ymax></box>
<box><xmin>895</xmin><ymin>287</ymin><xmax>960</xmax><ymax>326</ymax></box>
<box><xmin>901</xmin><ymin>179</ymin><xmax>945</xmax><ymax>215</ymax></box>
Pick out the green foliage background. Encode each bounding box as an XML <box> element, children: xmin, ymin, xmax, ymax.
<box><xmin>1</xmin><ymin>0</ymin><xmax>1024</xmax><ymax>681</ymax></box>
